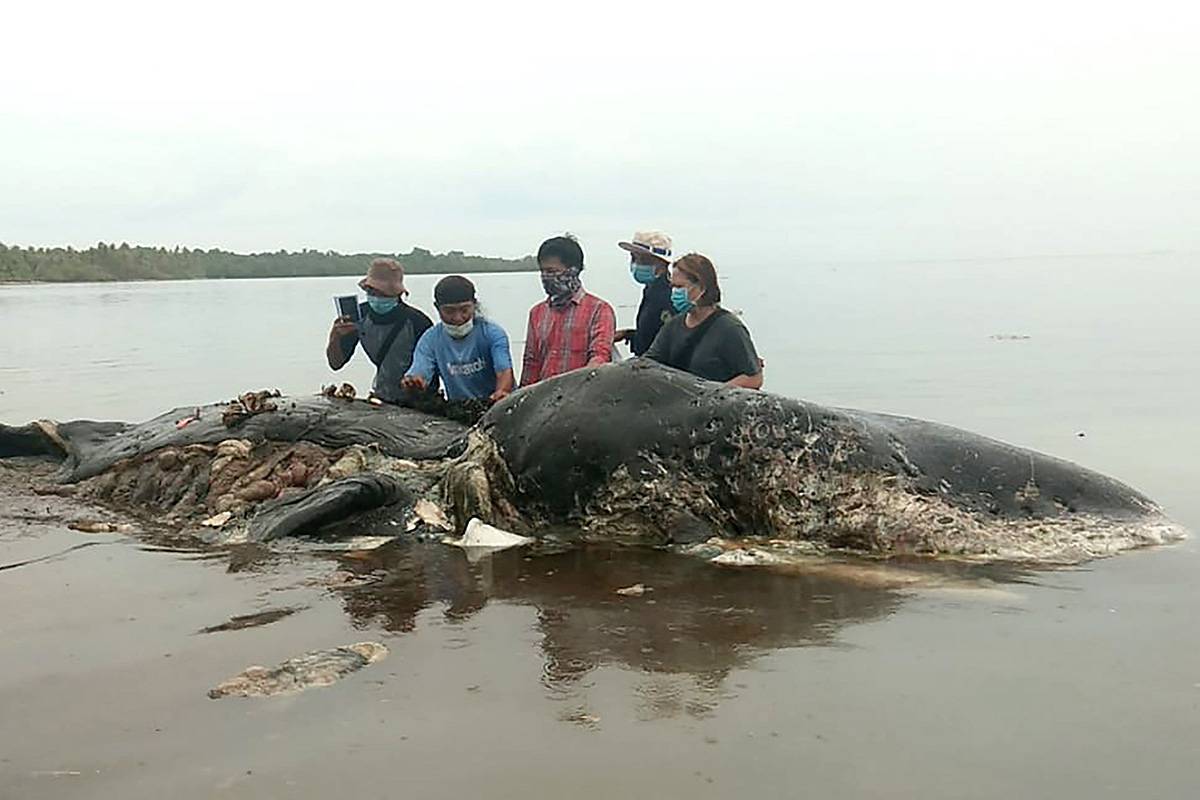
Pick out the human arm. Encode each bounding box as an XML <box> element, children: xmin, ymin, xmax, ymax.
<box><xmin>519</xmin><ymin>307</ymin><xmax>541</xmax><ymax>387</ymax></box>
<box><xmin>410</xmin><ymin>309</ymin><xmax>441</xmax><ymax>395</ymax></box>
<box><xmin>491</xmin><ymin>369</ymin><xmax>515</xmax><ymax>402</ymax></box>
<box><xmin>401</xmin><ymin>327</ymin><xmax>439</xmax><ymax>393</ymax></box>
<box><xmin>614</xmin><ymin>328</ymin><xmax>635</xmax><ymax>343</ymax></box>
<box><xmin>726</xmin><ymin>372</ymin><xmax>764</xmax><ymax>390</ymax></box>
<box><xmin>585</xmin><ymin>302</ymin><xmax>616</xmax><ymax>366</ymax></box>
<box><xmin>721</xmin><ymin>316</ymin><xmax>764</xmax><ymax>391</ymax></box>
<box><xmin>326</xmin><ymin>317</ymin><xmax>359</xmax><ymax>370</ymax></box>
<box><xmin>486</xmin><ymin>322</ymin><xmax>516</xmax><ymax>401</ymax></box>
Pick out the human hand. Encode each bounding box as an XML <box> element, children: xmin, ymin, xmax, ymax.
<box><xmin>613</xmin><ymin>328</ymin><xmax>634</xmax><ymax>343</ymax></box>
<box><xmin>488</xmin><ymin>386</ymin><xmax>511</xmax><ymax>404</ymax></box>
<box><xmin>401</xmin><ymin>374</ymin><xmax>428</xmax><ymax>393</ymax></box>
<box><xmin>330</xmin><ymin>316</ymin><xmax>358</xmax><ymax>340</ymax></box>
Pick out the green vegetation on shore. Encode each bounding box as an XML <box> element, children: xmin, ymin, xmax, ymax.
<box><xmin>0</xmin><ymin>243</ymin><xmax>536</xmax><ymax>283</ymax></box>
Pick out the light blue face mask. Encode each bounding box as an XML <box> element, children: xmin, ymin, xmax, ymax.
<box><xmin>630</xmin><ymin>262</ymin><xmax>658</xmax><ymax>285</ymax></box>
<box><xmin>367</xmin><ymin>296</ymin><xmax>399</xmax><ymax>314</ymax></box>
<box><xmin>670</xmin><ymin>286</ymin><xmax>695</xmax><ymax>313</ymax></box>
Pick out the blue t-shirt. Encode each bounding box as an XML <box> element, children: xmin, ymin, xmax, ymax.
<box><xmin>405</xmin><ymin>318</ymin><xmax>514</xmax><ymax>400</ymax></box>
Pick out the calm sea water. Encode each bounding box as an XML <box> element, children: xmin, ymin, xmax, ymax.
<box><xmin>2</xmin><ymin>252</ymin><xmax>1196</xmax><ymax>512</ymax></box>
<box><xmin>2</xmin><ymin>252</ymin><xmax>1198</xmax><ymax>798</ymax></box>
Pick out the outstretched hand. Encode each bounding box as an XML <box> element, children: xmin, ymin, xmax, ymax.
<box><xmin>401</xmin><ymin>374</ymin><xmax>428</xmax><ymax>393</ymax></box>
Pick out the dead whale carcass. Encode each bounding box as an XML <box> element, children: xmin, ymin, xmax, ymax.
<box><xmin>444</xmin><ymin>361</ymin><xmax>1186</xmax><ymax>563</ymax></box>
<box><xmin>0</xmin><ymin>393</ymin><xmax>469</xmax><ymax>543</ymax></box>
<box><xmin>0</xmin><ymin>366</ymin><xmax>1187</xmax><ymax>564</ymax></box>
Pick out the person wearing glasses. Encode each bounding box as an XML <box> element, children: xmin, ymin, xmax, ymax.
<box><xmin>643</xmin><ymin>253</ymin><xmax>763</xmax><ymax>389</ymax></box>
<box><xmin>519</xmin><ymin>235</ymin><xmax>616</xmax><ymax>387</ymax></box>
<box><xmin>613</xmin><ymin>230</ymin><xmax>675</xmax><ymax>357</ymax></box>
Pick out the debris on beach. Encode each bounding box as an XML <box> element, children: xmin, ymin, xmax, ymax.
<box><xmin>68</xmin><ymin>520</ymin><xmax>134</xmax><ymax>534</ymax></box>
<box><xmin>320</xmin><ymin>383</ymin><xmax>358</xmax><ymax>401</ymax></box>
<box><xmin>32</xmin><ymin>484</ymin><xmax>76</xmax><ymax>497</ymax></box>
<box><xmin>302</xmin><ymin>569</ymin><xmax>379</xmax><ymax>589</ymax></box>
<box><xmin>411</xmin><ymin>498</ymin><xmax>453</xmax><ymax>532</ymax></box>
<box><xmin>559</xmin><ymin>709</ymin><xmax>601</xmax><ymax>728</ymax></box>
<box><xmin>175</xmin><ymin>407</ymin><xmax>202</xmax><ymax>430</ymax></box>
<box><xmin>443</xmin><ymin>518</ymin><xmax>533</xmax><ymax>553</ymax></box>
<box><xmin>197</xmin><ymin>606</ymin><xmax>305</xmax><ymax>634</ymax></box>
<box><xmin>615</xmin><ymin>583</ymin><xmax>651</xmax><ymax>597</ymax></box>
<box><xmin>271</xmin><ymin>536</ymin><xmax>396</xmax><ymax>554</ymax></box>
<box><xmin>222</xmin><ymin>390</ymin><xmax>281</xmax><ymax>427</ymax></box>
<box><xmin>200</xmin><ymin>511</ymin><xmax>233</xmax><ymax>528</ymax></box>
<box><xmin>710</xmin><ymin>547</ymin><xmax>787</xmax><ymax>567</ymax></box>
<box><xmin>207</xmin><ymin>641</ymin><xmax>388</xmax><ymax>699</ymax></box>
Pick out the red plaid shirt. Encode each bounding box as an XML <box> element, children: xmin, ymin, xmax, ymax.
<box><xmin>520</xmin><ymin>290</ymin><xmax>616</xmax><ymax>387</ymax></box>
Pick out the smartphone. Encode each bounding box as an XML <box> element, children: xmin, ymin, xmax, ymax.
<box><xmin>334</xmin><ymin>295</ymin><xmax>360</xmax><ymax>321</ymax></box>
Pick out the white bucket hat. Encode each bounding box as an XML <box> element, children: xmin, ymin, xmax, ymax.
<box><xmin>618</xmin><ymin>231</ymin><xmax>672</xmax><ymax>264</ymax></box>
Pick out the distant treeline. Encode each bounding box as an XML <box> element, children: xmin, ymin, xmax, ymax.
<box><xmin>0</xmin><ymin>243</ymin><xmax>536</xmax><ymax>283</ymax></box>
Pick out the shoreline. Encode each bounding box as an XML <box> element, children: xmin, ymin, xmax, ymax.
<box><xmin>0</xmin><ymin>268</ymin><xmax>537</xmax><ymax>287</ymax></box>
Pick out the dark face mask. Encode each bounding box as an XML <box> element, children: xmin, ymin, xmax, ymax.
<box><xmin>541</xmin><ymin>267</ymin><xmax>582</xmax><ymax>307</ymax></box>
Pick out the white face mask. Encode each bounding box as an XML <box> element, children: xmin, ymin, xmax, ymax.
<box><xmin>445</xmin><ymin>319</ymin><xmax>474</xmax><ymax>339</ymax></box>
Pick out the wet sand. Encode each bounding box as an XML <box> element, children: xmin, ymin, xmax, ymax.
<box><xmin>2</xmin><ymin>458</ymin><xmax>1197</xmax><ymax>799</ymax></box>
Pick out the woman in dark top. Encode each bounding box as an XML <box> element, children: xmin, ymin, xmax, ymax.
<box><xmin>643</xmin><ymin>253</ymin><xmax>763</xmax><ymax>389</ymax></box>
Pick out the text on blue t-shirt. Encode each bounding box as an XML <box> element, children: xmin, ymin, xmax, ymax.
<box><xmin>405</xmin><ymin>318</ymin><xmax>513</xmax><ymax>400</ymax></box>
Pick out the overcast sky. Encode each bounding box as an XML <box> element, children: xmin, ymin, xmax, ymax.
<box><xmin>2</xmin><ymin>0</ymin><xmax>1197</xmax><ymax>263</ymax></box>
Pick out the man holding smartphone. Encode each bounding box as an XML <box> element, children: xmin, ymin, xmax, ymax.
<box><xmin>326</xmin><ymin>258</ymin><xmax>435</xmax><ymax>403</ymax></box>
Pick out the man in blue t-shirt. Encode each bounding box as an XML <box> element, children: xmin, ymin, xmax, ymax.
<box><xmin>401</xmin><ymin>275</ymin><xmax>515</xmax><ymax>402</ymax></box>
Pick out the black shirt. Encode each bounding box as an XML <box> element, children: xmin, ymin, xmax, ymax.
<box><xmin>644</xmin><ymin>309</ymin><xmax>761</xmax><ymax>383</ymax></box>
<box><xmin>632</xmin><ymin>276</ymin><xmax>674</xmax><ymax>357</ymax></box>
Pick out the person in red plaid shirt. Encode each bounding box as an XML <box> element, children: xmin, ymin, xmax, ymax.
<box><xmin>520</xmin><ymin>235</ymin><xmax>616</xmax><ymax>387</ymax></box>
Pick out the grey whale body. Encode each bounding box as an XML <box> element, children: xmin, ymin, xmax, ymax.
<box><xmin>450</xmin><ymin>361</ymin><xmax>1181</xmax><ymax>562</ymax></box>
<box><xmin>0</xmin><ymin>362</ymin><xmax>1183</xmax><ymax>562</ymax></box>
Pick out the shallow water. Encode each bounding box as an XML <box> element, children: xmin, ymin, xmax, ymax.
<box><xmin>1</xmin><ymin>253</ymin><xmax>1198</xmax><ymax>798</ymax></box>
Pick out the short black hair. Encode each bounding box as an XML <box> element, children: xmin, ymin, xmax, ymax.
<box><xmin>537</xmin><ymin>235</ymin><xmax>584</xmax><ymax>271</ymax></box>
<box><xmin>434</xmin><ymin>275</ymin><xmax>476</xmax><ymax>306</ymax></box>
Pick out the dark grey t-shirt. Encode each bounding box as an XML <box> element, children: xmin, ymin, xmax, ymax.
<box><xmin>643</xmin><ymin>309</ymin><xmax>761</xmax><ymax>383</ymax></box>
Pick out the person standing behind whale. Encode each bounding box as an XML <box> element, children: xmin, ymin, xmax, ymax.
<box><xmin>401</xmin><ymin>275</ymin><xmax>514</xmax><ymax>402</ymax></box>
<box><xmin>643</xmin><ymin>253</ymin><xmax>763</xmax><ymax>389</ymax></box>
<box><xmin>613</xmin><ymin>230</ymin><xmax>675</xmax><ymax>357</ymax></box>
<box><xmin>325</xmin><ymin>257</ymin><xmax>435</xmax><ymax>403</ymax></box>
<box><xmin>519</xmin><ymin>235</ymin><xmax>616</xmax><ymax>387</ymax></box>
